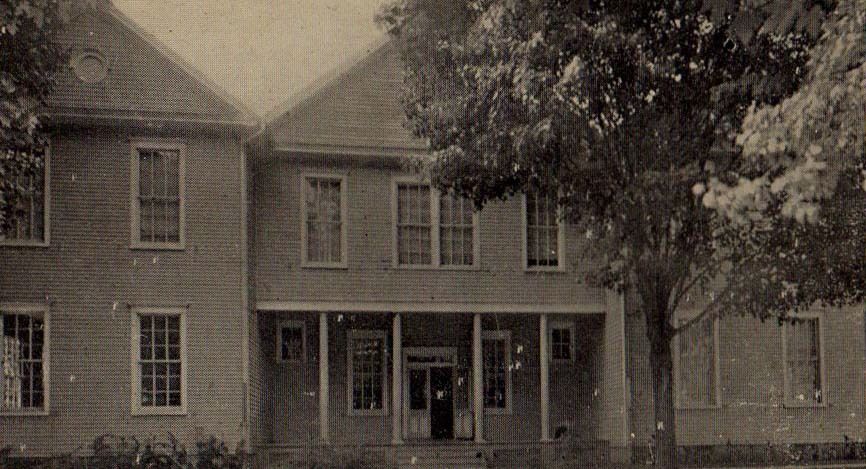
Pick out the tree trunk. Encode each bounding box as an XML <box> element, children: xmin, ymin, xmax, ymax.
<box><xmin>648</xmin><ymin>323</ymin><xmax>678</xmax><ymax>468</ymax></box>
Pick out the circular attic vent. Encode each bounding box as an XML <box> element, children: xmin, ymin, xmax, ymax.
<box><xmin>72</xmin><ymin>51</ymin><xmax>108</xmax><ymax>83</ymax></box>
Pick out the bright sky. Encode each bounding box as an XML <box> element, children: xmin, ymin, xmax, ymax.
<box><xmin>112</xmin><ymin>0</ymin><xmax>390</xmax><ymax>117</ymax></box>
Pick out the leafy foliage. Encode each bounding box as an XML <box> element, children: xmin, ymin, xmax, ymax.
<box><xmin>379</xmin><ymin>0</ymin><xmax>842</xmax><ymax>466</ymax></box>
<box><xmin>0</xmin><ymin>0</ymin><xmax>94</xmax><ymax>235</ymax></box>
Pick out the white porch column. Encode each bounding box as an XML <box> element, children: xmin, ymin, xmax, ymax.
<box><xmin>392</xmin><ymin>313</ymin><xmax>403</xmax><ymax>445</ymax></box>
<box><xmin>472</xmin><ymin>313</ymin><xmax>485</xmax><ymax>443</ymax></box>
<box><xmin>319</xmin><ymin>312</ymin><xmax>329</xmax><ymax>444</ymax></box>
<box><xmin>539</xmin><ymin>314</ymin><xmax>551</xmax><ymax>442</ymax></box>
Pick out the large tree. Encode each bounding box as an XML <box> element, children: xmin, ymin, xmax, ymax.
<box><xmin>0</xmin><ymin>0</ymin><xmax>90</xmax><ymax>236</ymax></box>
<box><xmin>378</xmin><ymin>1</ymin><xmax>854</xmax><ymax>467</ymax></box>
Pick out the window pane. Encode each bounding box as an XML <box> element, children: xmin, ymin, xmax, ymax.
<box><xmin>526</xmin><ymin>191</ymin><xmax>559</xmax><ymax>267</ymax></box>
<box><xmin>305</xmin><ymin>178</ymin><xmax>343</xmax><ymax>263</ymax></box>
<box><xmin>678</xmin><ymin>320</ymin><xmax>716</xmax><ymax>406</ymax></box>
<box><xmin>1</xmin><ymin>313</ymin><xmax>46</xmax><ymax>410</ymax></box>
<box><xmin>483</xmin><ymin>337</ymin><xmax>508</xmax><ymax>409</ymax></box>
<box><xmin>351</xmin><ymin>335</ymin><xmax>384</xmax><ymax>410</ymax></box>
<box><xmin>3</xmin><ymin>155</ymin><xmax>47</xmax><ymax>242</ymax></box>
<box><xmin>397</xmin><ymin>184</ymin><xmax>432</xmax><ymax>265</ymax></box>
<box><xmin>138</xmin><ymin>314</ymin><xmax>183</xmax><ymax>408</ymax></box>
<box><xmin>137</xmin><ymin>148</ymin><xmax>181</xmax><ymax>244</ymax></box>
<box><xmin>440</xmin><ymin>194</ymin><xmax>474</xmax><ymax>266</ymax></box>
<box><xmin>786</xmin><ymin>319</ymin><xmax>821</xmax><ymax>403</ymax></box>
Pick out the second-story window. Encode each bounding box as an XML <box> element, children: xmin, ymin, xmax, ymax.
<box><xmin>524</xmin><ymin>190</ymin><xmax>563</xmax><ymax>269</ymax></box>
<box><xmin>131</xmin><ymin>140</ymin><xmax>184</xmax><ymax>249</ymax></box>
<box><xmin>396</xmin><ymin>183</ymin><xmax>432</xmax><ymax>265</ymax></box>
<box><xmin>395</xmin><ymin>181</ymin><xmax>478</xmax><ymax>267</ymax></box>
<box><xmin>302</xmin><ymin>175</ymin><xmax>347</xmax><ymax>267</ymax></box>
<box><xmin>1</xmin><ymin>148</ymin><xmax>49</xmax><ymax>246</ymax></box>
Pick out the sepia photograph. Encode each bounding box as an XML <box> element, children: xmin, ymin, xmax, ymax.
<box><xmin>1</xmin><ymin>0</ymin><xmax>865</xmax><ymax>467</ymax></box>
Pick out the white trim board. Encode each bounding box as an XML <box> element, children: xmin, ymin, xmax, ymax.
<box><xmin>256</xmin><ymin>301</ymin><xmax>605</xmax><ymax>315</ymax></box>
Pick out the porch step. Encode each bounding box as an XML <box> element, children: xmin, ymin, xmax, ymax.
<box><xmin>397</xmin><ymin>445</ymin><xmax>488</xmax><ymax>469</ymax></box>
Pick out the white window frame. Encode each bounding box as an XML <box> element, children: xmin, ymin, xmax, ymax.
<box><xmin>521</xmin><ymin>191</ymin><xmax>566</xmax><ymax>272</ymax></box>
<box><xmin>130</xmin><ymin>307</ymin><xmax>187</xmax><ymax>416</ymax></box>
<box><xmin>0</xmin><ymin>304</ymin><xmax>50</xmax><ymax>416</ymax></box>
<box><xmin>300</xmin><ymin>173</ymin><xmax>348</xmax><ymax>268</ymax></box>
<box><xmin>277</xmin><ymin>319</ymin><xmax>307</xmax><ymax>363</ymax></box>
<box><xmin>781</xmin><ymin>313</ymin><xmax>827</xmax><ymax>408</ymax></box>
<box><xmin>548</xmin><ymin>319</ymin><xmax>576</xmax><ymax>364</ymax></box>
<box><xmin>0</xmin><ymin>146</ymin><xmax>50</xmax><ymax>247</ymax></box>
<box><xmin>482</xmin><ymin>330</ymin><xmax>512</xmax><ymax>415</ymax></box>
<box><xmin>346</xmin><ymin>329</ymin><xmax>388</xmax><ymax>416</ymax></box>
<box><xmin>391</xmin><ymin>176</ymin><xmax>480</xmax><ymax>269</ymax></box>
<box><xmin>673</xmin><ymin>316</ymin><xmax>721</xmax><ymax>410</ymax></box>
<box><xmin>130</xmin><ymin>139</ymin><xmax>186</xmax><ymax>250</ymax></box>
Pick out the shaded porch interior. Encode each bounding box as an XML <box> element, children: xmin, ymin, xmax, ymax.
<box><xmin>254</xmin><ymin>312</ymin><xmax>606</xmax><ymax>447</ymax></box>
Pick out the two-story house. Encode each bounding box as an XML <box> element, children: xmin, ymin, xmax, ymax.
<box><xmin>2</xmin><ymin>2</ymin><xmax>865</xmax><ymax>468</ymax></box>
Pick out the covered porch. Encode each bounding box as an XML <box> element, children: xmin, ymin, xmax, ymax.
<box><xmin>252</xmin><ymin>301</ymin><xmax>629</xmax><ymax>459</ymax></box>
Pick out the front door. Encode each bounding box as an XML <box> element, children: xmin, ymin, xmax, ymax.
<box><xmin>430</xmin><ymin>366</ymin><xmax>454</xmax><ymax>439</ymax></box>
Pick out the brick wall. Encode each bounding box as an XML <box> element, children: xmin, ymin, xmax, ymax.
<box><xmin>0</xmin><ymin>127</ymin><xmax>246</xmax><ymax>457</ymax></box>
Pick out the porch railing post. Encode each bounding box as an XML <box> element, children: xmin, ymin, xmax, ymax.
<box><xmin>472</xmin><ymin>312</ymin><xmax>485</xmax><ymax>443</ymax></box>
<box><xmin>319</xmin><ymin>312</ymin><xmax>329</xmax><ymax>444</ymax></box>
<box><xmin>392</xmin><ymin>313</ymin><xmax>403</xmax><ymax>445</ymax></box>
<box><xmin>540</xmin><ymin>313</ymin><xmax>551</xmax><ymax>442</ymax></box>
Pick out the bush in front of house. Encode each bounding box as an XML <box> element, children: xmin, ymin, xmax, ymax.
<box><xmin>1</xmin><ymin>433</ymin><xmax>248</xmax><ymax>469</ymax></box>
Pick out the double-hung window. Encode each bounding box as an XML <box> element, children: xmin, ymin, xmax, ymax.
<box><xmin>1</xmin><ymin>305</ymin><xmax>49</xmax><ymax>415</ymax></box>
<box><xmin>394</xmin><ymin>179</ymin><xmax>478</xmax><ymax>267</ymax></box>
<box><xmin>132</xmin><ymin>309</ymin><xmax>186</xmax><ymax>415</ymax></box>
<box><xmin>482</xmin><ymin>330</ymin><xmax>511</xmax><ymax>413</ymax></box>
<box><xmin>278</xmin><ymin>320</ymin><xmax>306</xmax><ymax>363</ymax></box>
<box><xmin>783</xmin><ymin>316</ymin><xmax>825</xmax><ymax>406</ymax></box>
<box><xmin>1</xmin><ymin>148</ymin><xmax>49</xmax><ymax>246</ymax></box>
<box><xmin>523</xmin><ymin>190</ymin><xmax>564</xmax><ymax>270</ymax></box>
<box><xmin>302</xmin><ymin>174</ymin><xmax>347</xmax><ymax>267</ymax></box>
<box><xmin>675</xmin><ymin>318</ymin><xmax>720</xmax><ymax>408</ymax></box>
<box><xmin>131</xmin><ymin>140</ymin><xmax>185</xmax><ymax>249</ymax></box>
<box><xmin>549</xmin><ymin>320</ymin><xmax>576</xmax><ymax>363</ymax></box>
<box><xmin>347</xmin><ymin>330</ymin><xmax>387</xmax><ymax>415</ymax></box>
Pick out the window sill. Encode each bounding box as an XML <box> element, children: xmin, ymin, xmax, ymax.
<box><xmin>483</xmin><ymin>407</ymin><xmax>512</xmax><ymax>416</ymax></box>
<box><xmin>348</xmin><ymin>409</ymin><xmax>388</xmax><ymax>417</ymax></box>
<box><xmin>392</xmin><ymin>264</ymin><xmax>481</xmax><ymax>271</ymax></box>
<box><xmin>301</xmin><ymin>262</ymin><xmax>348</xmax><ymax>269</ymax></box>
<box><xmin>524</xmin><ymin>267</ymin><xmax>567</xmax><ymax>274</ymax></box>
<box><xmin>0</xmin><ymin>240</ymin><xmax>50</xmax><ymax>248</ymax></box>
<box><xmin>0</xmin><ymin>409</ymin><xmax>49</xmax><ymax>417</ymax></box>
<box><xmin>131</xmin><ymin>242</ymin><xmax>185</xmax><ymax>251</ymax></box>
<box><xmin>132</xmin><ymin>406</ymin><xmax>187</xmax><ymax>416</ymax></box>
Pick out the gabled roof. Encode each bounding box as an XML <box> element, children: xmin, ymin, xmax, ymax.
<box><xmin>49</xmin><ymin>2</ymin><xmax>257</xmax><ymax>129</ymax></box>
<box><xmin>265</xmin><ymin>37</ymin><xmax>427</xmax><ymax>155</ymax></box>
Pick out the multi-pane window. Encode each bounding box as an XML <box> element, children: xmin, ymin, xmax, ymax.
<box><xmin>134</xmin><ymin>312</ymin><xmax>184</xmax><ymax>413</ymax></box>
<box><xmin>1</xmin><ymin>310</ymin><xmax>47</xmax><ymax>412</ymax></box>
<box><xmin>550</xmin><ymin>321</ymin><xmax>575</xmax><ymax>362</ymax></box>
<box><xmin>133</xmin><ymin>143</ymin><xmax>183</xmax><ymax>246</ymax></box>
<box><xmin>784</xmin><ymin>317</ymin><xmax>823</xmax><ymax>405</ymax></box>
<box><xmin>348</xmin><ymin>331</ymin><xmax>386</xmax><ymax>414</ymax></box>
<box><xmin>482</xmin><ymin>331</ymin><xmax>510</xmax><ymax>411</ymax></box>
<box><xmin>2</xmin><ymin>151</ymin><xmax>48</xmax><ymax>244</ymax></box>
<box><xmin>303</xmin><ymin>176</ymin><xmax>345</xmax><ymax>265</ymax></box>
<box><xmin>395</xmin><ymin>181</ymin><xmax>477</xmax><ymax>267</ymax></box>
<box><xmin>676</xmin><ymin>318</ymin><xmax>718</xmax><ymax>408</ymax></box>
<box><xmin>278</xmin><ymin>320</ymin><xmax>305</xmax><ymax>362</ymax></box>
<box><xmin>525</xmin><ymin>191</ymin><xmax>562</xmax><ymax>269</ymax></box>
<box><xmin>439</xmin><ymin>193</ymin><xmax>474</xmax><ymax>266</ymax></box>
<box><xmin>397</xmin><ymin>183</ymin><xmax>432</xmax><ymax>265</ymax></box>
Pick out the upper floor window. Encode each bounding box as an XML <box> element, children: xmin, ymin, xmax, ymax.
<box><xmin>347</xmin><ymin>330</ymin><xmax>387</xmax><ymax>415</ymax></box>
<box><xmin>482</xmin><ymin>330</ymin><xmax>511</xmax><ymax>413</ymax></box>
<box><xmin>783</xmin><ymin>316</ymin><xmax>825</xmax><ymax>406</ymax></box>
<box><xmin>1</xmin><ymin>306</ymin><xmax>49</xmax><ymax>415</ymax></box>
<box><xmin>523</xmin><ymin>190</ymin><xmax>564</xmax><ymax>270</ymax></box>
<box><xmin>394</xmin><ymin>180</ymin><xmax>478</xmax><ymax>267</ymax></box>
<box><xmin>132</xmin><ymin>309</ymin><xmax>186</xmax><ymax>415</ymax></box>
<box><xmin>675</xmin><ymin>318</ymin><xmax>719</xmax><ymax>408</ymax></box>
<box><xmin>549</xmin><ymin>320</ymin><xmax>575</xmax><ymax>363</ymax></box>
<box><xmin>302</xmin><ymin>174</ymin><xmax>347</xmax><ymax>267</ymax></box>
<box><xmin>131</xmin><ymin>140</ymin><xmax>185</xmax><ymax>249</ymax></box>
<box><xmin>1</xmin><ymin>149</ymin><xmax>49</xmax><ymax>246</ymax></box>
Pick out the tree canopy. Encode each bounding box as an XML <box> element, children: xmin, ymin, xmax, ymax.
<box><xmin>0</xmin><ymin>0</ymin><xmax>91</xmax><ymax>235</ymax></box>
<box><xmin>378</xmin><ymin>1</ymin><xmax>856</xmax><ymax>466</ymax></box>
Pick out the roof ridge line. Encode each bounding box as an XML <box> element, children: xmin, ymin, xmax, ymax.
<box><xmin>262</xmin><ymin>34</ymin><xmax>392</xmax><ymax>124</ymax></box>
<box><xmin>104</xmin><ymin>1</ymin><xmax>259</xmax><ymax>126</ymax></box>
